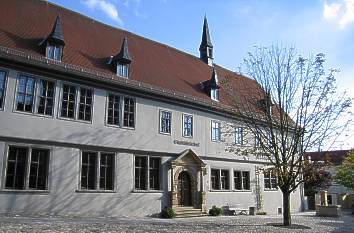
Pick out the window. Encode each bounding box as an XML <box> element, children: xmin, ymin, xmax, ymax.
<box><xmin>60</xmin><ymin>84</ymin><xmax>93</xmax><ymax>122</ymax></box>
<box><xmin>264</xmin><ymin>169</ymin><xmax>277</xmax><ymax>190</ymax></box>
<box><xmin>80</xmin><ymin>151</ymin><xmax>114</xmax><ymax>191</ymax></box>
<box><xmin>0</xmin><ymin>70</ymin><xmax>7</xmax><ymax>109</ymax></box>
<box><xmin>46</xmin><ymin>44</ymin><xmax>63</xmax><ymax>61</ymax></box>
<box><xmin>160</xmin><ymin>110</ymin><xmax>172</xmax><ymax>134</ymax></box>
<box><xmin>211</xmin><ymin>169</ymin><xmax>230</xmax><ymax>190</ymax></box>
<box><xmin>78</xmin><ymin>87</ymin><xmax>93</xmax><ymax>121</ymax></box>
<box><xmin>60</xmin><ymin>84</ymin><xmax>76</xmax><ymax>119</ymax></box>
<box><xmin>134</xmin><ymin>156</ymin><xmax>161</xmax><ymax>191</ymax></box>
<box><xmin>5</xmin><ymin>146</ymin><xmax>49</xmax><ymax>190</ymax></box>
<box><xmin>211</xmin><ymin>89</ymin><xmax>219</xmax><ymax>101</ymax></box>
<box><xmin>107</xmin><ymin>93</ymin><xmax>120</xmax><ymax>126</ymax></box>
<box><xmin>235</xmin><ymin>127</ymin><xmax>243</xmax><ymax>145</ymax></box>
<box><xmin>123</xmin><ymin>97</ymin><xmax>135</xmax><ymax>128</ymax></box>
<box><xmin>183</xmin><ymin>114</ymin><xmax>193</xmax><ymax>137</ymax></box>
<box><xmin>234</xmin><ymin>170</ymin><xmax>250</xmax><ymax>190</ymax></box>
<box><xmin>211</xmin><ymin>121</ymin><xmax>221</xmax><ymax>142</ymax></box>
<box><xmin>37</xmin><ymin>79</ymin><xmax>55</xmax><ymax>116</ymax></box>
<box><xmin>255</xmin><ymin>132</ymin><xmax>261</xmax><ymax>147</ymax></box>
<box><xmin>16</xmin><ymin>75</ymin><xmax>35</xmax><ymax>112</ymax></box>
<box><xmin>117</xmin><ymin>63</ymin><xmax>129</xmax><ymax>78</ymax></box>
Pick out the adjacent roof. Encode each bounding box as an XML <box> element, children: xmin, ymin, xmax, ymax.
<box><xmin>305</xmin><ymin>150</ymin><xmax>352</xmax><ymax>166</ymax></box>
<box><xmin>0</xmin><ymin>0</ymin><xmax>263</xmax><ymax>114</ymax></box>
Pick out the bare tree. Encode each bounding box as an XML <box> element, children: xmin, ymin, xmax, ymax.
<box><xmin>223</xmin><ymin>46</ymin><xmax>352</xmax><ymax>226</ymax></box>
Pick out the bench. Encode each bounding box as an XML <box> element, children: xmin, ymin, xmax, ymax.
<box><xmin>227</xmin><ymin>203</ymin><xmax>248</xmax><ymax>215</ymax></box>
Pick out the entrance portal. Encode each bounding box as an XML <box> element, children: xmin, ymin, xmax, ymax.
<box><xmin>178</xmin><ymin>171</ymin><xmax>191</xmax><ymax>206</ymax></box>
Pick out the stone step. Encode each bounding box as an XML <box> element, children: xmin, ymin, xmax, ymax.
<box><xmin>175</xmin><ymin>213</ymin><xmax>208</xmax><ymax>218</ymax></box>
<box><xmin>174</xmin><ymin>207</ymin><xmax>207</xmax><ymax>218</ymax></box>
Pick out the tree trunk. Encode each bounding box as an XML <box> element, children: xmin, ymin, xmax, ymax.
<box><xmin>283</xmin><ymin>191</ymin><xmax>291</xmax><ymax>226</ymax></box>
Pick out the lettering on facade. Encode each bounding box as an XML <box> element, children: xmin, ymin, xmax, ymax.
<box><xmin>173</xmin><ymin>140</ymin><xmax>200</xmax><ymax>147</ymax></box>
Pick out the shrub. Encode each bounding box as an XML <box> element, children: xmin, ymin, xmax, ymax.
<box><xmin>256</xmin><ymin>211</ymin><xmax>267</xmax><ymax>215</ymax></box>
<box><xmin>209</xmin><ymin>206</ymin><xmax>223</xmax><ymax>216</ymax></box>
<box><xmin>160</xmin><ymin>207</ymin><xmax>176</xmax><ymax>219</ymax></box>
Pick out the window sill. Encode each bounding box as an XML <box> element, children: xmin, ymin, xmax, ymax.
<box><xmin>0</xmin><ymin>189</ymin><xmax>50</xmax><ymax>194</ymax></box>
<box><xmin>57</xmin><ymin>116</ymin><xmax>92</xmax><ymax>124</ymax></box>
<box><xmin>264</xmin><ymin>189</ymin><xmax>279</xmax><ymax>191</ymax></box>
<box><xmin>209</xmin><ymin>190</ymin><xmax>232</xmax><ymax>193</ymax></box>
<box><xmin>75</xmin><ymin>190</ymin><xmax>116</xmax><ymax>193</ymax></box>
<box><xmin>159</xmin><ymin>131</ymin><xmax>171</xmax><ymax>136</ymax></box>
<box><xmin>131</xmin><ymin>189</ymin><xmax>163</xmax><ymax>193</ymax></box>
<box><xmin>211</xmin><ymin>140</ymin><xmax>221</xmax><ymax>143</ymax></box>
<box><xmin>233</xmin><ymin>190</ymin><xmax>251</xmax><ymax>192</ymax></box>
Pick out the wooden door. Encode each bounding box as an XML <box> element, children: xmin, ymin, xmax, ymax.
<box><xmin>178</xmin><ymin>171</ymin><xmax>191</xmax><ymax>206</ymax></box>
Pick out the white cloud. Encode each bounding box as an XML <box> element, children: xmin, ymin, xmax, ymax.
<box><xmin>323</xmin><ymin>2</ymin><xmax>342</xmax><ymax>19</ymax></box>
<box><xmin>82</xmin><ymin>0</ymin><xmax>123</xmax><ymax>24</ymax></box>
<box><xmin>323</xmin><ymin>0</ymin><xmax>354</xmax><ymax>29</ymax></box>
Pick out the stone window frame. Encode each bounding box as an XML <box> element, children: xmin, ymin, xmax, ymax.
<box><xmin>210</xmin><ymin>168</ymin><xmax>230</xmax><ymax>191</ymax></box>
<box><xmin>182</xmin><ymin>113</ymin><xmax>193</xmax><ymax>138</ymax></box>
<box><xmin>159</xmin><ymin>109</ymin><xmax>172</xmax><ymax>135</ymax></box>
<box><xmin>58</xmin><ymin>81</ymin><xmax>94</xmax><ymax>124</ymax></box>
<box><xmin>77</xmin><ymin>150</ymin><xmax>116</xmax><ymax>193</ymax></box>
<box><xmin>264</xmin><ymin>168</ymin><xmax>278</xmax><ymax>191</ymax></box>
<box><xmin>1</xmin><ymin>143</ymin><xmax>51</xmax><ymax>193</ymax></box>
<box><xmin>0</xmin><ymin>69</ymin><xmax>8</xmax><ymax>111</ymax></box>
<box><xmin>211</xmin><ymin>120</ymin><xmax>221</xmax><ymax>142</ymax></box>
<box><xmin>233</xmin><ymin>170</ymin><xmax>251</xmax><ymax>191</ymax></box>
<box><xmin>133</xmin><ymin>155</ymin><xmax>162</xmax><ymax>192</ymax></box>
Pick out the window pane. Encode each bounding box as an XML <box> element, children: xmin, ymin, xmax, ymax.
<box><xmin>221</xmin><ymin>170</ymin><xmax>229</xmax><ymax>190</ymax></box>
<box><xmin>134</xmin><ymin>156</ymin><xmax>146</xmax><ymax>190</ymax></box>
<box><xmin>117</xmin><ymin>64</ymin><xmax>128</xmax><ymax>77</ymax></box>
<box><xmin>81</xmin><ymin>152</ymin><xmax>97</xmax><ymax>190</ymax></box>
<box><xmin>5</xmin><ymin>146</ymin><xmax>27</xmax><ymax>189</ymax></box>
<box><xmin>160</xmin><ymin>111</ymin><xmax>171</xmax><ymax>134</ymax></box>
<box><xmin>37</xmin><ymin>79</ymin><xmax>55</xmax><ymax>116</ymax></box>
<box><xmin>235</xmin><ymin>127</ymin><xmax>243</xmax><ymax>145</ymax></box>
<box><xmin>183</xmin><ymin>115</ymin><xmax>193</xmax><ymax>137</ymax></box>
<box><xmin>100</xmin><ymin>153</ymin><xmax>114</xmax><ymax>190</ymax></box>
<box><xmin>61</xmin><ymin>84</ymin><xmax>76</xmax><ymax>118</ymax></box>
<box><xmin>16</xmin><ymin>75</ymin><xmax>35</xmax><ymax>112</ymax></box>
<box><xmin>29</xmin><ymin>148</ymin><xmax>49</xmax><ymax>190</ymax></box>
<box><xmin>107</xmin><ymin>94</ymin><xmax>120</xmax><ymax>126</ymax></box>
<box><xmin>149</xmin><ymin>157</ymin><xmax>160</xmax><ymax>190</ymax></box>
<box><xmin>0</xmin><ymin>71</ymin><xmax>6</xmax><ymax>109</ymax></box>
<box><xmin>211</xmin><ymin>169</ymin><xmax>220</xmax><ymax>190</ymax></box>
<box><xmin>234</xmin><ymin>171</ymin><xmax>242</xmax><ymax>190</ymax></box>
<box><xmin>78</xmin><ymin>88</ymin><xmax>92</xmax><ymax>121</ymax></box>
<box><xmin>123</xmin><ymin>97</ymin><xmax>135</xmax><ymax>128</ymax></box>
<box><xmin>211</xmin><ymin>121</ymin><xmax>220</xmax><ymax>141</ymax></box>
<box><xmin>242</xmin><ymin>171</ymin><xmax>250</xmax><ymax>190</ymax></box>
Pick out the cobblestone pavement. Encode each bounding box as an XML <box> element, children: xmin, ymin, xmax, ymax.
<box><xmin>0</xmin><ymin>211</ymin><xmax>352</xmax><ymax>233</ymax></box>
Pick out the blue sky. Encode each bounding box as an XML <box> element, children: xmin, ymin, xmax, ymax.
<box><xmin>48</xmin><ymin>0</ymin><xmax>354</xmax><ymax>149</ymax></box>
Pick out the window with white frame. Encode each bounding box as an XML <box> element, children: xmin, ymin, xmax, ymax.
<box><xmin>264</xmin><ymin>169</ymin><xmax>278</xmax><ymax>190</ymax></box>
<box><xmin>117</xmin><ymin>63</ymin><xmax>129</xmax><ymax>78</ymax></box>
<box><xmin>159</xmin><ymin>110</ymin><xmax>172</xmax><ymax>134</ymax></box>
<box><xmin>16</xmin><ymin>75</ymin><xmax>35</xmax><ymax>112</ymax></box>
<box><xmin>107</xmin><ymin>93</ymin><xmax>120</xmax><ymax>126</ymax></box>
<box><xmin>0</xmin><ymin>70</ymin><xmax>7</xmax><ymax>109</ymax></box>
<box><xmin>123</xmin><ymin>97</ymin><xmax>135</xmax><ymax>128</ymax></box>
<box><xmin>211</xmin><ymin>89</ymin><xmax>219</xmax><ymax>101</ymax></box>
<box><xmin>183</xmin><ymin>114</ymin><xmax>193</xmax><ymax>137</ymax></box>
<box><xmin>80</xmin><ymin>151</ymin><xmax>115</xmax><ymax>191</ymax></box>
<box><xmin>37</xmin><ymin>79</ymin><xmax>55</xmax><ymax>116</ymax></box>
<box><xmin>211</xmin><ymin>121</ymin><xmax>221</xmax><ymax>142</ymax></box>
<box><xmin>46</xmin><ymin>44</ymin><xmax>63</xmax><ymax>61</ymax></box>
<box><xmin>211</xmin><ymin>168</ymin><xmax>230</xmax><ymax>190</ymax></box>
<box><xmin>134</xmin><ymin>156</ymin><xmax>161</xmax><ymax>190</ymax></box>
<box><xmin>234</xmin><ymin>170</ymin><xmax>250</xmax><ymax>190</ymax></box>
<box><xmin>4</xmin><ymin>146</ymin><xmax>49</xmax><ymax>190</ymax></box>
<box><xmin>235</xmin><ymin>127</ymin><xmax>243</xmax><ymax>145</ymax></box>
<box><xmin>60</xmin><ymin>84</ymin><xmax>93</xmax><ymax>122</ymax></box>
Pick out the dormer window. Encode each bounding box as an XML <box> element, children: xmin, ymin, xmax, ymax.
<box><xmin>117</xmin><ymin>63</ymin><xmax>129</xmax><ymax>78</ymax></box>
<box><xmin>46</xmin><ymin>44</ymin><xmax>63</xmax><ymax>61</ymax></box>
<box><xmin>39</xmin><ymin>16</ymin><xmax>65</xmax><ymax>62</ymax></box>
<box><xmin>211</xmin><ymin>88</ymin><xmax>219</xmax><ymax>101</ymax></box>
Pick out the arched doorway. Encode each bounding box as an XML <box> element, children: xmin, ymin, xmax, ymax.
<box><xmin>178</xmin><ymin>171</ymin><xmax>191</xmax><ymax>206</ymax></box>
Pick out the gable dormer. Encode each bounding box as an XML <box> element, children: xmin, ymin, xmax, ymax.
<box><xmin>40</xmin><ymin>15</ymin><xmax>65</xmax><ymax>61</ymax></box>
<box><xmin>108</xmin><ymin>37</ymin><xmax>132</xmax><ymax>78</ymax></box>
<box><xmin>200</xmin><ymin>67</ymin><xmax>220</xmax><ymax>101</ymax></box>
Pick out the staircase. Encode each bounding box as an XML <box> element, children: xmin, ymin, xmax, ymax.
<box><xmin>174</xmin><ymin>206</ymin><xmax>207</xmax><ymax>218</ymax></box>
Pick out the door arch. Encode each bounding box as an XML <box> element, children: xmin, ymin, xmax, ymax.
<box><xmin>178</xmin><ymin>171</ymin><xmax>192</xmax><ymax>206</ymax></box>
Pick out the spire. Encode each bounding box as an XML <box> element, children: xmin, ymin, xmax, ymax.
<box><xmin>199</xmin><ymin>15</ymin><xmax>213</xmax><ymax>49</ymax></box>
<box><xmin>199</xmin><ymin>15</ymin><xmax>213</xmax><ymax>66</ymax></box>
<box><xmin>47</xmin><ymin>15</ymin><xmax>65</xmax><ymax>45</ymax></box>
<box><xmin>115</xmin><ymin>37</ymin><xmax>131</xmax><ymax>64</ymax></box>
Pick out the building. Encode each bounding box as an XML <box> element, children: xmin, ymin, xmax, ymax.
<box><xmin>0</xmin><ymin>0</ymin><xmax>303</xmax><ymax>217</ymax></box>
<box><xmin>306</xmin><ymin>150</ymin><xmax>354</xmax><ymax>209</ymax></box>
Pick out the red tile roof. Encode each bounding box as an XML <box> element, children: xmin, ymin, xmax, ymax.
<box><xmin>305</xmin><ymin>150</ymin><xmax>352</xmax><ymax>166</ymax></box>
<box><xmin>0</xmin><ymin>0</ymin><xmax>262</xmax><ymax>112</ymax></box>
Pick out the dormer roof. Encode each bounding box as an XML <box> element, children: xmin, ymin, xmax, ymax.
<box><xmin>114</xmin><ymin>37</ymin><xmax>131</xmax><ymax>64</ymax></box>
<box><xmin>43</xmin><ymin>15</ymin><xmax>65</xmax><ymax>45</ymax></box>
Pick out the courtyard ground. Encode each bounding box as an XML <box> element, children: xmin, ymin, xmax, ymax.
<box><xmin>0</xmin><ymin>211</ymin><xmax>352</xmax><ymax>233</ymax></box>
